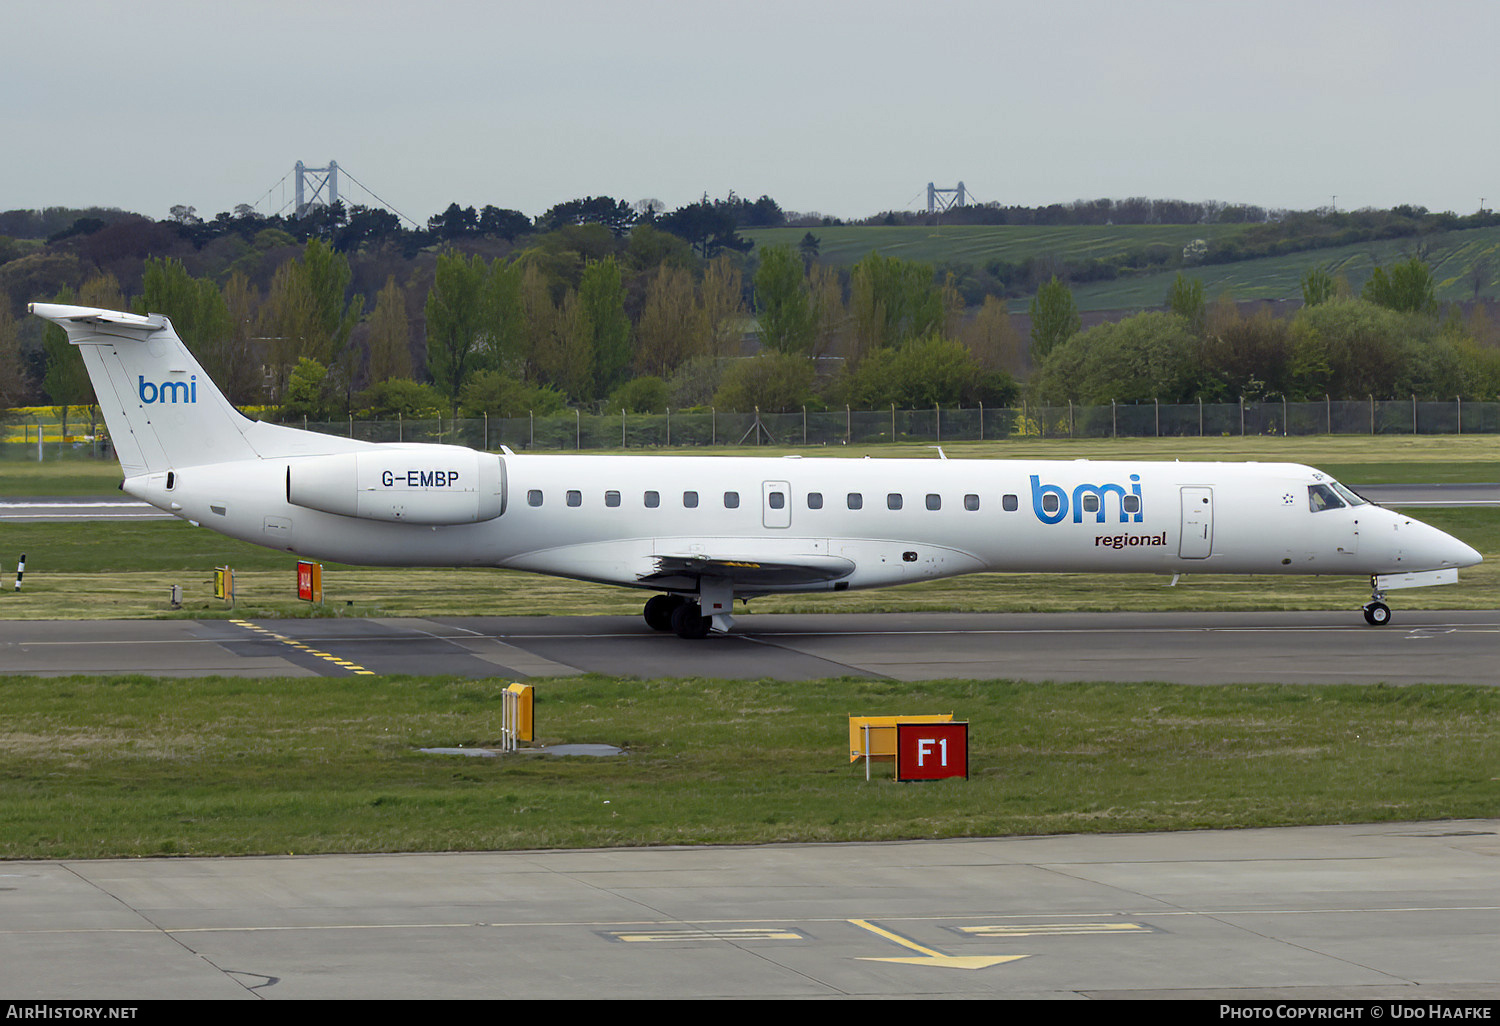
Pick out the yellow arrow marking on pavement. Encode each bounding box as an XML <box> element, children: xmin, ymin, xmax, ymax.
<box><xmin>849</xmin><ymin>919</ymin><xmax>1030</xmax><ymax>970</ymax></box>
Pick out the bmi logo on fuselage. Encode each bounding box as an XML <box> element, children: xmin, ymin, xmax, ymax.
<box><xmin>1031</xmin><ymin>473</ymin><xmax>1144</xmax><ymax>525</ymax></box>
<box><xmin>138</xmin><ymin>375</ymin><xmax>197</xmax><ymax>404</ymax></box>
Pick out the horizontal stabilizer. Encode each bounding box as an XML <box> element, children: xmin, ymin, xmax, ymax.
<box><xmin>28</xmin><ymin>303</ymin><xmax>163</xmax><ymax>335</ymax></box>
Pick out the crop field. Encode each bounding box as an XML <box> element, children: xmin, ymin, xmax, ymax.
<box><xmin>745</xmin><ymin>223</ymin><xmax>1252</xmax><ymax>272</ymax></box>
<box><xmin>744</xmin><ymin>223</ymin><xmax>1500</xmax><ymax>311</ymax></box>
<box><xmin>1070</xmin><ymin>224</ymin><xmax>1500</xmax><ymax>311</ymax></box>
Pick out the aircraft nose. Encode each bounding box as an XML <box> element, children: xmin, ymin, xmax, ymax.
<box><xmin>1406</xmin><ymin>518</ymin><xmax>1482</xmax><ymax>569</ymax></box>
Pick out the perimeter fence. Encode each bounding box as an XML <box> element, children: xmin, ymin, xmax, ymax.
<box><xmin>4</xmin><ymin>397</ymin><xmax>1498</xmax><ymax>460</ymax></box>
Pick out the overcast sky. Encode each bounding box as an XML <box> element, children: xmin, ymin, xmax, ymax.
<box><xmin>5</xmin><ymin>0</ymin><xmax>1497</xmax><ymax>224</ymax></box>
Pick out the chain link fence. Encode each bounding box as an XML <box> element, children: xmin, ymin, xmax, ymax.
<box><xmin>4</xmin><ymin>398</ymin><xmax>1498</xmax><ymax>460</ymax></box>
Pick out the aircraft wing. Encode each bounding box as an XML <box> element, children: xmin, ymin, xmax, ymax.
<box><xmin>640</xmin><ymin>552</ymin><xmax>854</xmax><ymax>588</ymax></box>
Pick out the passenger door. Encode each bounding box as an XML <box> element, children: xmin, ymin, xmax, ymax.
<box><xmin>1179</xmin><ymin>487</ymin><xmax>1213</xmax><ymax>559</ymax></box>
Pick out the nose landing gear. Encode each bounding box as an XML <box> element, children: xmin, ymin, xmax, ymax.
<box><xmin>1363</xmin><ymin>577</ymin><xmax>1391</xmax><ymax>626</ymax></box>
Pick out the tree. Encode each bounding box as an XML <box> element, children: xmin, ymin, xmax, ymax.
<box><xmin>1166</xmin><ymin>272</ymin><xmax>1206</xmax><ymax>335</ymax></box>
<box><xmin>1301</xmin><ymin>265</ymin><xmax>1336</xmax><ymax>307</ymax></box>
<box><xmin>0</xmin><ymin>302</ymin><xmax>24</xmax><ymax>409</ymax></box>
<box><xmin>532</xmin><ymin>288</ymin><xmax>594</xmax><ymax>400</ymax></box>
<box><xmin>139</xmin><ymin>257</ymin><xmax>235</xmax><ymax>388</ymax></box>
<box><xmin>1028</xmin><ymin>275</ymin><xmax>1081</xmax><ymax>363</ymax></box>
<box><xmin>458</xmin><ymin>369</ymin><xmax>566</xmax><ymax>418</ymax></box>
<box><xmin>424</xmin><ymin>251</ymin><xmax>492</xmax><ymax>413</ymax></box>
<box><xmin>427</xmin><ymin>203</ymin><xmax>479</xmax><ymax>241</ymax></box>
<box><xmin>635</xmin><ymin>264</ymin><xmax>703</xmax><ymax>377</ymax></box>
<box><xmin>607</xmin><ymin>375</ymin><xmax>671</xmax><ymax>414</ymax></box>
<box><xmin>848</xmin><ymin>252</ymin><xmax>944</xmax><ymax>360</ymax></box>
<box><xmin>1288</xmin><ymin>297</ymin><xmax>1440</xmax><ymax>398</ymax></box>
<box><xmin>1030</xmin><ymin>311</ymin><xmax>1199</xmax><ymax>404</ymax></box>
<box><xmin>836</xmin><ymin>334</ymin><xmax>1016</xmax><ymax>409</ymax></box>
<box><xmin>798</xmin><ymin>231</ymin><xmax>821</xmax><ymax>268</ymax></box>
<box><xmin>961</xmin><ymin>294</ymin><xmax>1025</xmax><ymax>374</ymax></box>
<box><xmin>712</xmin><ymin>353</ymin><xmax>816</xmax><ymax>413</ymax></box>
<box><xmin>1362</xmin><ymin>256</ymin><xmax>1437</xmax><ymax>315</ymax></box>
<box><xmin>281</xmin><ymin>357</ymin><xmax>333</xmax><ymax>419</ymax></box>
<box><xmin>578</xmin><ymin>257</ymin><xmax>631</xmax><ymax>397</ymax></box>
<box><xmin>699</xmin><ymin>255</ymin><xmax>745</xmax><ymax>359</ymax></box>
<box><xmin>261</xmin><ymin>239</ymin><xmax>363</xmax><ymax>398</ymax></box>
<box><xmin>656</xmin><ymin>195</ymin><xmax>752</xmax><ymax>258</ymax></box>
<box><xmin>809</xmin><ymin>262</ymin><xmax>848</xmax><ymax>358</ymax></box>
<box><xmin>355</xmin><ymin>378</ymin><xmax>443</xmax><ymax>419</ymax></box>
<box><xmin>366</xmin><ymin>275</ymin><xmax>412</xmax><ymax>382</ymax></box>
<box><xmin>535</xmin><ymin>196</ymin><xmax>636</xmax><ymax>237</ymax></box>
<box><xmin>478</xmin><ymin>205</ymin><xmax>531</xmax><ymax>241</ymax></box>
<box><xmin>754</xmin><ymin>244</ymin><xmax>816</xmax><ymax>355</ymax></box>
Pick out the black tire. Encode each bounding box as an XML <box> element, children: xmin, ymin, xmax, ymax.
<box><xmin>670</xmin><ymin>603</ymin><xmax>712</xmax><ymax>639</ymax></box>
<box><xmin>1363</xmin><ymin>601</ymin><xmax>1391</xmax><ymax>626</ymax></box>
<box><xmin>643</xmin><ymin>594</ymin><xmax>680</xmax><ymax>631</ymax></box>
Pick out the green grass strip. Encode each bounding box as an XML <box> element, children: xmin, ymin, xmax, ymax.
<box><xmin>1</xmin><ymin>674</ymin><xmax>1497</xmax><ymax>860</ymax></box>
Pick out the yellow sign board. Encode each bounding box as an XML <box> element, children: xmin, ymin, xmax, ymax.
<box><xmin>213</xmin><ymin>566</ymin><xmax>234</xmax><ymax>603</ymax></box>
<box><xmin>848</xmin><ymin>714</ymin><xmax>953</xmax><ymax>762</ymax></box>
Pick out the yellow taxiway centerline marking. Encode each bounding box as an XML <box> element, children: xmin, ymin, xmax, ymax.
<box><xmin>229</xmin><ymin>620</ymin><xmax>375</xmax><ymax>675</ymax></box>
<box><xmin>848</xmin><ymin>919</ymin><xmax>1030</xmax><ymax>970</ymax></box>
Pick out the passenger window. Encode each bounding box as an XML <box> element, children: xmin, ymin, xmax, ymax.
<box><xmin>1123</xmin><ymin>494</ymin><xmax>1140</xmax><ymax>514</ymax></box>
<box><xmin>566</xmin><ymin>490</ymin><xmax>582</xmax><ymax>507</ymax></box>
<box><xmin>1041</xmin><ymin>492</ymin><xmax>1060</xmax><ymax>515</ymax></box>
<box><xmin>724</xmin><ymin>491</ymin><xmax>739</xmax><ymax>508</ymax></box>
<box><xmin>807</xmin><ymin>492</ymin><xmax>823</xmax><ymax>510</ymax></box>
<box><xmin>1002</xmin><ymin>494</ymin><xmax>1018</xmax><ymax>511</ymax></box>
<box><xmin>926</xmin><ymin>493</ymin><xmax>941</xmax><ymax>511</ymax></box>
<box><xmin>527</xmin><ymin>489</ymin><xmax>543</xmax><ymax>507</ymax></box>
<box><xmin>847</xmin><ymin>493</ymin><xmax>863</xmax><ymax>510</ymax></box>
<box><xmin>965</xmin><ymin>494</ymin><xmax>981</xmax><ymax>511</ymax></box>
<box><xmin>1308</xmin><ymin>484</ymin><xmax>1346</xmax><ymax>512</ymax></box>
<box><xmin>683</xmin><ymin>491</ymin><xmax>699</xmax><ymax>508</ymax></box>
<box><xmin>644</xmin><ymin>490</ymin><xmax>660</xmax><ymax>508</ymax></box>
<box><xmin>1082</xmin><ymin>493</ymin><xmax>1099</xmax><ymax>514</ymax></box>
<box><xmin>768</xmin><ymin>492</ymin><xmax>785</xmax><ymax>510</ymax></box>
<box><xmin>887</xmin><ymin>493</ymin><xmax>903</xmax><ymax>510</ymax></box>
<box><xmin>605</xmin><ymin>490</ymin><xmax>621</xmax><ymax>508</ymax></box>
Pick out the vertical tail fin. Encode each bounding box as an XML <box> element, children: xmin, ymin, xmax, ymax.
<box><xmin>29</xmin><ymin>303</ymin><xmax>261</xmax><ymax>475</ymax></box>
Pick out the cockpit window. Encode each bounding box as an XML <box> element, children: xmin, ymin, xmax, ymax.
<box><xmin>1329</xmin><ymin>480</ymin><xmax>1367</xmax><ymax>506</ymax></box>
<box><xmin>1308</xmin><ymin>484</ymin><xmax>1346</xmax><ymax>512</ymax></box>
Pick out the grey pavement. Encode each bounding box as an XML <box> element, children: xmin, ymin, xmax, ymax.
<box><xmin>1</xmin><ymin>820</ymin><xmax>1496</xmax><ymax>1000</ymax></box>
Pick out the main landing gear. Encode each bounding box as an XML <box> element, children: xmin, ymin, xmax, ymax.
<box><xmin>643</xmin><ymin>594</ymin><xmax>713</xmax><ymax>639</ymax></box>
<box><xmin>1363</xmin><ymin>578</ymin><xmax>1391</xmax><ymax>626</ymax></box>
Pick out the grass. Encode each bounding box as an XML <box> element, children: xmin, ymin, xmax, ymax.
<box><xmin>2</xmin><ymin>673</ymin><xmax>1497</xmax><ymax>860</ymax></box>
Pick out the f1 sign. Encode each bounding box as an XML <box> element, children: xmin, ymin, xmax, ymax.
<box><xmin>895</xmin><ymin>721</ymin><xmax>968</xmax><ymax>781</ymax></box>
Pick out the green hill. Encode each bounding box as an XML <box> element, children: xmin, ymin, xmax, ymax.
<box><xmin>744</xmin><ymin>224</ymin><xmax>1500</xmax><ymax>312</ymax></box>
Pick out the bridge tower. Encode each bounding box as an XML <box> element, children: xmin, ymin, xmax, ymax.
<box><xmin>926</xmin><ymin>181</ymin><xmax>967</xmax><ymax>214</ymax></box>
<box><xmin>294</xmin><ymin>161</ymin><xmax>340</xmax><ymax>216</ymax></box>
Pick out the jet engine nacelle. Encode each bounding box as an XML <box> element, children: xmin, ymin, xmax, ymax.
<box><xmin>286</xmin><ymin>446</ymin><xmax>505</xmax><ymax>525</ymax></box>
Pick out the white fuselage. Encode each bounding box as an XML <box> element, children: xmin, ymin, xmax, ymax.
<box><xmin>124</xmin><ymin>451</ymin><xmax>1480</xmax><ymax>596</ymax></box>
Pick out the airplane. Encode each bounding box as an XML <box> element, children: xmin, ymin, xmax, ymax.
<box><xmin>30</xmin><ymin>302</ymin><xmax>1483</xmax><ymax>638</ymax></box>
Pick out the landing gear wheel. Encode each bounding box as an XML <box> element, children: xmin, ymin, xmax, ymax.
<box><xmin>1363</xmin><ymin>601</ymin><xmax>1391</xmax><ymax>626</ymax></box>
<box><xmin>670</xmin><ymin>602</ymin><xmax>713</xmax><ymax>639</ymax></box>
<box><xmin>643</xmin><ymin>594</ymin><xmax>683</xmax><ymax>631</ymax></box>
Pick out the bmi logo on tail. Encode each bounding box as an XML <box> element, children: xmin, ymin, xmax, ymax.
<box><xmin>138</xmin><ymin>375</ymin><xmax>197</xmax><ymax>404</ymax></box>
